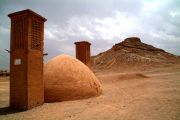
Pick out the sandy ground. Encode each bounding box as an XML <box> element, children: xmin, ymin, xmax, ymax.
<box><xmin>0</xmin><ymin>65</ymin><xmax>180</xmax><ymax>120</ymax></box>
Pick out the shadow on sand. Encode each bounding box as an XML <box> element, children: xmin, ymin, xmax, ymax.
<box><xmin>0</xmin><ymin>107</ymin><xmax>23</xmax><ymax>115</ymax></box>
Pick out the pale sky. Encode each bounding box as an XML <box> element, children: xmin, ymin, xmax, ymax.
<box><xmin>0</xmin><ymin>0</ymin><xmax>180</xmax><ymax>70</ymax></box>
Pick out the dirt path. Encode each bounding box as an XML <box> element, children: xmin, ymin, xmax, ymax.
<box><xmin>0</xmin><ymin>67</ymin><xmax>180</xmax><ymax>120</ymax></box>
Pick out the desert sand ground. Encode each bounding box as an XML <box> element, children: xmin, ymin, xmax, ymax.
<box><xmin>0</xmin><ymin>65</ymin><xmax>180</xmax><ymax>120</ymax></box>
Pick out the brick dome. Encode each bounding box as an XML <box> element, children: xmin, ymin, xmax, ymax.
<box><xmin>44</xmin><ymin>55</ymin><xmax>102</xmax><ymax>102</ymax></box>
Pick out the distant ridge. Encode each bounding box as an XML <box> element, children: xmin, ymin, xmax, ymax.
<box><xmin>91</xmin><ymin>37</ymin><xmax>180</xmax><ymax>71</ymax></box>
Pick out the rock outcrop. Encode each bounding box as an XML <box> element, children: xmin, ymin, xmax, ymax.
<box><xmin>91</xmin><ymin>37</ymin><xmax>180</xmax><ymax>71</ymax></box>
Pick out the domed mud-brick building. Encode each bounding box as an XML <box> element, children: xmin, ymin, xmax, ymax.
<box><xmin>44</xmin><ymin>55</ymin><xmax>102</xmax><ymax>102</ymax></box>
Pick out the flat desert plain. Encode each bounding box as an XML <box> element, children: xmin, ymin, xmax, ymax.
<box><xmin>0</xmin><ymin>65</ymin><xmax>180</xmax><ymax>120</ymax></box>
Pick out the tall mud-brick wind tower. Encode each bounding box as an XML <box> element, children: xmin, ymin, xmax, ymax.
<box><xmin>74</xmin><ymin>41</ymin><xmax>91</xmax><ymax>67</ymax></box>
<box><xmin>8</xmin><ymin>9</ymin><xmax>47</xmax><ymax>110</ymax></box>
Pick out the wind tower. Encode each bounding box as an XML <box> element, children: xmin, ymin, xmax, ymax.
<box><xmin>74</xmin><ymin>41</ymin><xmax>91</xmax><ymax>67</ymax></box>
<box><xmin>8</xmin><ymin>9</ymin><xmax>46</xmax><ymax>110</ymax></box>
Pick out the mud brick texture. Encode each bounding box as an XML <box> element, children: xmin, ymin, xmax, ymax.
<box><xmin>8</xmin><ymin>9</ymin><xmax>46</xmax><ymax>110</ymax></box>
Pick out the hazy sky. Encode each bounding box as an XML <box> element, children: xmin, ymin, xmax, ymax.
<box><xmin>0</xmin><ymin>0</ymin><xmax>180</xmax><ymax>70</ymax></box>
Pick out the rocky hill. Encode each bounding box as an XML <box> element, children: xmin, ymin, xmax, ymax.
<box><xmin>91</xmin><ymin>37</ymin><xmax>180</xmax><ymax>71</ymax></box>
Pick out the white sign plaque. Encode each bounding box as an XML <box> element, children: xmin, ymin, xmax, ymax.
<box><xmin>14</xmin><ymin>59</ymin><xmax>21</xmax><ymax>65</ymax></box>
